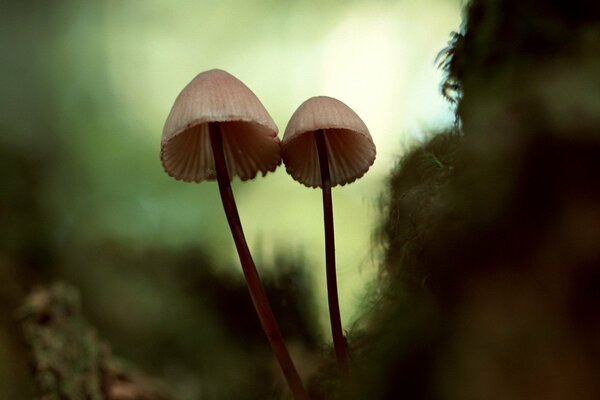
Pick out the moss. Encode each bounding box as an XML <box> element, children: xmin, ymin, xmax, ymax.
<box><xmin>19</xmin><ymin>283</ymin><xmax>176</xmax><ymax>400</ymax></box>
<box><xmin>19</xmin><ymin>283</ymin><xmax>104</xmax><ymax>400</ymax></box>
<box><xmin>376</xmin><ymin>131</ymin><xmax>461</xmax><ymax>296</ymax></box>
<box><xmin>333</xmin><ymin>0</ymin><xmax>600</xmax><ymax>398</ymax></box>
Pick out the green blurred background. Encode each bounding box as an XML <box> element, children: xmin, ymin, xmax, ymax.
<box><xmin>0</xmin><ymin>0</ymin><xmax>461</xmax><ymax>398</ymax></box>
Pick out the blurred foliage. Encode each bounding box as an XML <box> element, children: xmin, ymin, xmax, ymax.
<box><xmin>438</xmin><ymin>0</ymin><xmax>600</xmax><ymax>122</ymax></box>
<box><xmin>0</xmin><ymin>145</ymin><xmax>322</xmax><ymax>399</ymax></box>
<box><xmin>1</xmin><ymin>3</ymin><xmax>324</xmax><ymax>398</ymax></box>
<box><xmin>0</xmin><ymin>0</ymin><xmax>325</xmax><ymax>395</ymax></box>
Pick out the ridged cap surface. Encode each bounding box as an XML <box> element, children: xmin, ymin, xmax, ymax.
<box><xmin>161</xmin><ymin>69</ymin><xmax>280</xmax><ymax>182</ymax></box>
<box><xmin>281</xmin><ymin>96</ymin><xmax>376</xmax><ymax>188</ymax></box>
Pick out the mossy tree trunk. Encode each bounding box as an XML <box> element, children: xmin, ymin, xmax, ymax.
<box><xmin>19</xmin><ymin>282</ymin><xmax>175</xmax><ymax>400</ymax></box>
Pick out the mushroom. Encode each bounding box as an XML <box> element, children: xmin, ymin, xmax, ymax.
<box><xmin>281</xmin><ymin>96</ymin><xmax>376</xmax><ymax>375</ymax></box>
<box><xmin>161</xmin><ymin>69</ymin><xmax>308</xmax><ymax>400</ymax></box>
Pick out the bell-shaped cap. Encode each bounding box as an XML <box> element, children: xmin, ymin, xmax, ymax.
<box><xmin>281</xmin><ymin>96</ymin><xmax>376</xmax><ymax>188</ymax></box>
<box><xmin>161</xmin><ymin>69</ymin><xmax>280</xmax><ymax>182</ymax></box>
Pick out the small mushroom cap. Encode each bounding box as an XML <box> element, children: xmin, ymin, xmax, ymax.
<box><xmin>161</xmin><ymin>69</ymin><xmax>280</xmax><ymax>182</ymax></box>
<box><xmin>281</xmin><ymin>96</ymin><xmax>376</xmax><ymax>188</ymax></box>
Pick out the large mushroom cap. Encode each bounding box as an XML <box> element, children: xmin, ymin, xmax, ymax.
<box><xmin>281</xmin><ymin>96</ymin><xmax>376</xmax><ymax>188</ymax></box>
<box><xmin>161</xmin><ymin>69</ymin><xmax>280</xmax><ymax>182</ymax></box>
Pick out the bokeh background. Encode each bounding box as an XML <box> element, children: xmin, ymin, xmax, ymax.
<box><xmin>0</xmin><ymin>0</ymin><xmax>461</xmax><ymax>398</ymax></box>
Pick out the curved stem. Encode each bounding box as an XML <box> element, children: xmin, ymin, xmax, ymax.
<box><xmin>208</xmin><ymin>122</ymin><xmax>308</xmax><ymax>400</ymax></box>
<box><xmin>315</xmin><ymin>129</ymin><xmax>349</xmax><ymax>376</ymax></box>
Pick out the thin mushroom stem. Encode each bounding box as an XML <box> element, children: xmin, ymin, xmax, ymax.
<box><xmin>314</xmin><ymin>129</ymin><xmax>349</xmax><ymax>376</ymax></box>
<box><xmin>208</xmin><ymin>122</ymin><xmax>309</xmax><ymax>400</ymax></box>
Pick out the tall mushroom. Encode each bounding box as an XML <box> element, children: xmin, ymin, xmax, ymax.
<box><xmin>161</xmin><ymin>69</ymin><xmax>308</xmax><ymax>400</ymax></box>
<box><xmin>281</xmin><ymin>96</ymin><xmax>376</xmax><ymax>375</ymax></box>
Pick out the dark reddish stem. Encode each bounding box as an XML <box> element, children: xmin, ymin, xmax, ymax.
<box><xmin>314</xmin><ymin>129</ymin><xmax>349</xmax><ymax>377</ymax></box>
<box><xmin>209</xmin><ymin>122</ymin><xmax>309</xmax><ymax>400</ymax></box>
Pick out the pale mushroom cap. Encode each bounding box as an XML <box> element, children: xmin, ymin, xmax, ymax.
<box><xmin>281</xmin><ymin>96</ymin><xmax>376</xmax><ymax>188</ymax></box>
<box><xmin>161</xmin><ymin>69</ymin><xmax>280</xmax><ymax>182</ymax></box>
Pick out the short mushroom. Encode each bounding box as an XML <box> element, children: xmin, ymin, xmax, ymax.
<box><xmin>161</xmin><ymin>69</ymin><xmax>308</xmax><ymax>400</ymax></box>
<box><xmin>281</xmin><ymin>96</ymin><xmax>376</xmax><ymax>375</ymax></box>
